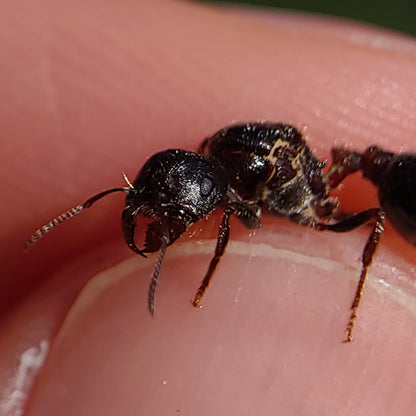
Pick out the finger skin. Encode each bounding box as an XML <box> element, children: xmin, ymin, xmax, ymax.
<box><xmin>1</xmin><ymin>0</ymin><xmax>416</xmax><ymax>415</ymax></box>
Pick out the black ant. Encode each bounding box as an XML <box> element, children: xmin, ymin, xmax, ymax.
<box><xmin>25</xmin><ymin>123</ymin><xmax>416</xmax><ymax>342</ymax></box>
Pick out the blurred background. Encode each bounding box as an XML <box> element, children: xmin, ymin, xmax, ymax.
<box><xmin>198</xmin><ymin>0</ymin><xmax>416</xmax><ymax>36</ymax></box>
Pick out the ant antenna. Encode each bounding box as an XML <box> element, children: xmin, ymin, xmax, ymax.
<box><xmin>25</xmin><ymin>187</ymin><xmax>130</xmax><ymax>250</ymax></box>
<box><xmin>122</xmin><ymin>172</ymin><xmax>134</xmax><ymax>189</ymax></box>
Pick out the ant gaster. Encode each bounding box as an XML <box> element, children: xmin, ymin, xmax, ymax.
<box><xmin>26</xmin><ymin>123</ymin><xmax>415</xmax><ymax>342</ymax></box>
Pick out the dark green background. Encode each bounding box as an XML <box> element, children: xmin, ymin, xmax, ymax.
<box><xmin>198</xmin><ymin>0</ymin><xmax>416</xmax><ymax>37</ymax></box>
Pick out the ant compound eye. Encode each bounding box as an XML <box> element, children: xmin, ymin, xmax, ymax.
<box><xmin>175</xmin><ymin>160</ymin><xmax>227</xmax><ymax>218</ymax></box>
<box><xmin>200</xmin><ymin>176</ymin><xmax>214</xmax><ymax>196</ymax></box>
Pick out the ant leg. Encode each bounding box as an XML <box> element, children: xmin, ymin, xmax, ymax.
<box><xmin>192</xmin><ymin>209</ymin><xmax>231</xmax><ymax>307</ymax></box>
<box><xmin>325</xmin><ymin>148</ymin><xmax>362</xmax><ymax>188</ymax></box>
<box><xmin>228</xmin><ymin>202</ymin><xmax>261</xmax><ymax>230</ymax></box>
<box><xmin>191</xmin><ymin>202</ymin><xmax>261</xmax><ymax>307</ymax></box>
<box><xmin>315</xmin><ymin>208</ymin><xmax>386</xmax><ymax>342</ymax></box>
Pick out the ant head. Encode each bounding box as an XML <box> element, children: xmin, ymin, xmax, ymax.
<box><xmin>120</xmin><ymin>149</ymin><xmax>228</xmax><ymax>256</ymax></box>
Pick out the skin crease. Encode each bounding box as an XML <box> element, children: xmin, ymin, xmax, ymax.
<box><xmin>1</xmin><ymin>0</ymin><xmax>416</xmax><ymax>415</ymax></box>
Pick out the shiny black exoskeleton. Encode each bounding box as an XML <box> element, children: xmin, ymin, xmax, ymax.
<box><xmin>328</xmin><ymin>145</ymin><xmax>416</xmax><ymax>246</ymax></box>
<box><xmin>199</xmin><ymin>123</ymin><xmax>338</xmax><ymax>224</ymax></box>
<box><xmin>25</xmin><ymin>122</ymin><xmax>416</xmax><ymax>342</ymax></box>
<box><xmin>122</xmin><ymin>149</ymin><xmax>228</xmax><ymax>256</ymax></box>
